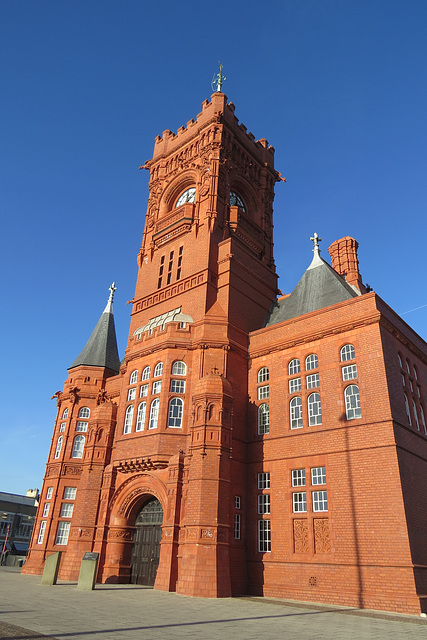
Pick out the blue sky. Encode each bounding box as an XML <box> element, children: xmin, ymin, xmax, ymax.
<box><xmin>1</xmin><ymin>0</ymin><xmax>427</xmax><ymax>495</ymax></box>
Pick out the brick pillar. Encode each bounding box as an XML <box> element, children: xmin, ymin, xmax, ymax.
<box><xmin>328</xmin><ymin>236</ymin><xmax>366</xmax><ymax>293</ymax></box>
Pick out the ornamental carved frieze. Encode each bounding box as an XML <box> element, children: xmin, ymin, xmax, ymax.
<box><xmin>118</xmin><ymin>487</ymin><xmax>152</xmax><ymax>515</ymax></box>
<box><xmin>201</xmin><ymin>528</ymin><xmax>214</xmax><ymax>539</ymax></box>
<box><xmin>293</xmin><ymin>519</ymin><xmax>309</xmax><ymax>553</ymax></box>
<box><xmin>314</xmin><ymin>519</ymin><xmax>331</xmax><ymax>553</ymax></box>
<box><xmin>46</xmin><ymin>464</ymin><xmax>60</xmax><ymax>477</ymax></box>
<box><xmin>62</xmin><ymin>465</ymin><xmax>83</xmax><ymax>476</ymax></box>
<box><xmin>96</xmin><ymin>528</ymin><xmax>105</xmax><ymax>540</ymax></box>
<box><xmin>115</xmin><ymin>457</ymin><xmax>168</xmax><ymax>474</ymax></box>
<box><xmin>108</xmin><ymin>528</ymin><xmax>134</xmax><ymax>541</ymax></box>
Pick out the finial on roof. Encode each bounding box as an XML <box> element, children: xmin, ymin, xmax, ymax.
<box><xmin>212</xmin><ymin>62</ymin><xmax>226</xmax><ymax>92</ymax></box>
<box><xmin>108</xmin><ymin>282</ymin><xmax>117</xmax><ymax>303</ymax></box>
<box><xmin>310</xmin><ymin>232</ymin><xmax>322</xmax><ymax>254</ymax></box>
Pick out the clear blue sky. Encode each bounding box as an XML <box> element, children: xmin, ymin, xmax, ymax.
<box><xmin>1</xmin><ymin>1</ymin><xmax>426</xmax><ymax>495</ymax></box>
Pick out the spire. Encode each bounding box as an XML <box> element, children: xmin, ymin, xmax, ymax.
<box><xmin>68</xmin><ymin>283</ymin><xmax>121</xmax><ymax>373</ymax></box>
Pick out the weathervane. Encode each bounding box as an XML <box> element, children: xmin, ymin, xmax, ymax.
<box><xmin>212</xmin><ymin>62</ymin><xmax>226</xmax><ymax>92</ymax></box>
<box><xmin>108</xmin><ymin>282</ymin><xmax>117</xmax><ymax>303</ymax></box>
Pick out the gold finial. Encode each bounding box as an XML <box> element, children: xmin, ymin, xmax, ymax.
<box><xmin>212</xmin><ymin>62</ymin><xmax>226</xmax><ymax>92</ymax></box>
<box><xmin>108</xmin><ymin>282</ymin><xmax>117</xmax><ymax>303</ymax></box>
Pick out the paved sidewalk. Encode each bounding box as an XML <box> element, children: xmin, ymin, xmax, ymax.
<box><xmin>0</xmin><ymin>567</ymin><xmax>426</xmax><ymax>640</ymax></box>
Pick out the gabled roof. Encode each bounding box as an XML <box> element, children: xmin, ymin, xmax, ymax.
<box><xmin>68</xmin><ymin>296</ymin><xmax>121</xmax><ymax>374</ymax></box>
<box><xmin>265</xmin><ymin>244</ymin><xmax>359</xmax><ymax>327</ymax></box>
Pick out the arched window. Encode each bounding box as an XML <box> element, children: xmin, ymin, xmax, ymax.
<box><xmin>308</xmin><ymin>393</ymin><xmax>322</xmax><ymax>426</ymax></box>
<box><xmin>340</xmin><ymin>345</ymin><xmax>355</xmax><ymax>362</ymax></box>
<box><xmin>61</xmin><ymin>408</ymin><xmax>69</xmax><ymax>419</ymax></box>
<box><xmin>176</xmin><ymin>187</ymin><xmax>196</xmax><ymax>207</ymax></box>
<box><xmin>413</xmin><ymin>365</ymin><xmax>418</xmax><ymax>380</ymax></box>
<box><xmin>123</xmin><ymin>405</ymin><xmax>134</xmax><ymax>434</ymax></box>
<box><xmin>420</xmin><ymin>405</ymin><xmax>426</xmax><ymax>433</ymax></box>
<box><xmin>168</xmin><ymin>398</ymin><xmax>183</xmax><ymax>428</ymax></box>
<box><xmin>149</xmin><ymin>399</ymin><xmax>159</xmax><ymax>430</ymax></box>
<box><xmin>142</xmin><ymin>366</ymin><xmax>151</xmax><ymax>381</ymax></box>
<box><xmin>129</xmin><ymin>370</ymin><xmax>138</xmax><ymax>385</ymax></box>
<box><xmin>257</xmin><ymin>367</ymin><xmax>269</xmax><ymax>383</ymax></box>
<box><xmin>78</xmin><ymin>407</ymin><xmax>90</xmax><ymax>419</ymax></box>
<box><xmin>154</xmin><ymin>362</ymin><xmax>163</xmax><ymax>377</ymax></box>
<box><xmin>290</xmin><ymin>397</ymin><xmax>303</xmax><ymax>429</ymax></box>
<box><xmin>345</xmin><ymin>385</ymin><xmax>361</xmax><ymax>419</ymax></box>
<box><xmin>136</xmin><ymin>402</ymin><xmax>146</xmax><ymax>432</ymax></box>
<box><xmin>288</xmin><ymin>359</ymin><xmax>300</xmax><ymax>375</ymax></box>
<box><xmin>258</xmin><ymin>404</ymin><xmax>269</xmax><ymax>435</ymax></box>
<box><xmin>305</xmin><ymin>354</ymin><xmax>318</xmax><ymax>371</ymax></box>
<box><xmin>406</xmin><ymin>359</ymin><xmax>411</xmax><ymax>374</ymax></box>
<box><xmin>404</xmin><ymin>394</ymin><xmax>412</xmax><ymax>426</ymax></box>
<box><xmin>54</xmin><ymin>436</ymin><xmax>63</xmax><ymax>459</ymax></box>
<box><xmin>71</xmin><ymin>435</ymin><xmax>85</xmax><ymax>458</ymax></box>
<box><xmin>412</xmin><ymin>399</ymin><xmax>420</xmax><ymax>430</ymax></box>
<box><xmin>229</xmin><ymin>191</ymin><xmax>246</xmax><ymax>212</ymax></box>
<box><xmin>171</xmin><ymin>361</ymin><xmax>186</xmax><ymax>375</ymax></box>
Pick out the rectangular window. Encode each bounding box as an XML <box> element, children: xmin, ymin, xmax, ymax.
<box><xmin>157</xmin><ymin>255</ymin><xmax>165</xmax><ymax>289</ymax></box>
<box><xmin>127</xmin><ymin>388</ymin><xmax>136</xmax><ymax>401</ymax></box>
<box><xmin>167</xmin><ymin>250</ymin><xmax>174</xmax><ymax>285</ymax></box>
<box><xmin>313</xmin><ymin>491</ymin><xmax>328</xmax><ymax>512</ymax></box>
<box><xmin>258</xmin><ymin>520</ymin><xmax>271</xmax><ymax>552</ymax></box>
<box><xmin>293</xmin><ymin>492</ymin><xmax>307</xmax><ymax>513</ymax></box>
<box><xmin>59</xmin><ymin>422</ymin><xmax>66</xmax><ymax>432</ymax></box>
<box><xmin>292</xmin><ymin>469</ymin><xmax>306</xmax><ymax>487</ymax></box>
<box><xmin>46</xmin><ymin>487</ymin><xmax>53</xmax><ymax>499</ymax></box>
<box><xmin>63</xmin><ymin>487</ymin><xmax>77</xmax><ymax>500</ymax></box>
<box><xmin>140</xmin><ymin>384</ymin><xmax>148</xmax><ymax>398</ymax></box>
<box><xmin>306</xmin><ymin>373</ymin><xmax>319</xmax><ymax>389</ymax></box>
<box><xmin>37</xmin><ymin>521</ymin><xmax>47</xmax><ymax>544</ymax></box>
<box><xmin>60</xmin><ymin>503</ymin><xmax>74</xmax><ymax>518</ymax></box>
<box><xmin>311</xmin><ymin>467</ymin><xmax>326</xmax><ymax>485</ymax></box>
<box><xmin>176</xmin><ymin>246</ymin><xmax>183</xmax><ymax>280</ymax></box>
<box><xmin>152</xmin><ymin>381</ymin><xmax>162</xmax><ymax>395</ymax></box>
<box><xmin>258</xmin><ymin>385</ymin><xmax>269</xmax><ymax>400</ymax></box>
<box><xmin>289</xmin><ymin>378</ymin><xmax>301</xmax><ymax>393</ymax></box>
<box><xmin>55</xmin><ymin>521</ymin><xmax>70</xmax><ymax>545</ymax></box>
<box><xmin>76</xmin><ymin>421</ymin><xmax>88</xmax><ymax>432</ymax></box>
<box><xmin>235</xmin><ymin>496</ymin><xmax>241</xmax><ymax>509</ymax></box>
<box><xmin>342</xmin><ymin>364</ymin><xmax>357</xmax><ymax>381</ymax></box>
<box><xmin>42</xmin><ymin>503</ymin><xmax>50</xmax><ymax>517</ymax></box>
<box><xmin>234</xmin><ymin>514</ymin><xmax>241</xmax><ymax>540</ymax></box>
<box><xmin>170</xmin><ymin>379</ymin><xmax>186</xmax><ymax>393</ymax></box>
<box><xmin>258</xmin><ymin>494</ymin><xmax>270</xmax><ymax>514</ymax></box>
<box><xmin>258</xmin><ymin>472</ymin><xmax>270</xmax><ymax>490</ymax></box>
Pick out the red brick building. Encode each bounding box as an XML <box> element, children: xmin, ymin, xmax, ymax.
<box><xmin>24</xmin><ymin>92</ymin><xmax>427</xmax><ymax>614</ymax></box>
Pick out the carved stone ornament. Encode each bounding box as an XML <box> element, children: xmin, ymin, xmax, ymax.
<box><xmin>62</xmin><ymin>465</ymin><xmax>83</xmax><ymax>476</ymax></box>
<box><xmin>51</xmin><ymin>391</ymin><xmax>62</xmax><ymax>407</ymax></box>
<box><xmin>46</xmin><ymin>464</ymin><xmax>60</xmax><ymax>477</ymax></box>
<box><xmin>118</xmin><ymin>486</ymin><xmax>153</xmax><ymax>515</ymax></box>
<box><xmin>314</xmin><ymin>518</ymin><xmax>331</xmax><ymax>553</ymax></box>
<box><xmin>293</xmin><ymin>519</ymin><xmax>309</xmax><ymax>553</ymax></box>
<box><xmin>108</xmin><ymin>528</ymin><xmax>134</xmax><ymax>541</ymax></box>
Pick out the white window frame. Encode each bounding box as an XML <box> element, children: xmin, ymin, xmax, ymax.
<box><xmin>168</xmin><ymin>397</ymin><xmax>183</xmax><ymax>428</ymax></box>
<box><xmin>258</xmin><ymin>494</ymin><xmax>270</xmax><ymax>514</ymax></box>
<box><xmin>129</xmin><ymin>370</ymin><xmax>138</xmax><ymax>385</ymax></box>
<box><xmin>258</xmin><ymin>403</ymin><xmax>270</xmax><ymax>435</ymax></box>
<box><xmin>305</xmin><ymin>354</ymin><xmax>318</xmax><ymax>370</ymax></box>
<box><xmin>258</xmin><ymin>519</ymin><xmax>271</xmax><ymax>552</ymax></box>
<box><xmin>289</xmin><ymin>377</ymin><xmax>301</xmax><ymax>393</ymax></box>
<box><xmin>288</xmin><ymin>359</ymin><xmax>301</xmax><ymax>375</ymax></box>
<box><xmin>37</xmin><ymin>520</ymin><xmax>47</xmax><ymax>544</ymax></box>
<box><xmin>78</xmin><ymin>407</ymin><xmax>90</xmax><ymax>419</ymax></box>
<box><xmin>258</xmin><ymin>385</ymin><xmax>269</xmax><ymax>400</ymax></box>
<box><xmin>152</xmin><ymin>380</ymin><xmax>162</xmax><ymax>395</ymax></box>
<box><xmin>257</xmin><ymin>472</ymin><xmax>270</xmax><ymax>490</ymax></box>
<box><xmin>63</xmin><ymin>487</ymin><xmax>77</xmax><ymax>500</ymax></box>
<box><xmin>149</xmin><ymin>398</ymin><xmax>159</xmax><ymax>429</ymax></box>
<box><xmin>235</xmin><ymin>496</ymin><xmax>241</xmax><ymax>509</ymax></box>
<box><xmin>306</xmin><ymin>373</ymin><xmax>319</xmax><ymax>389</ymax></box>
<box><xmin>61</xmin><ymin>408</ymin><xmax>69</xmax><ymax>419</ymax></box>
<box><xmin>234</xmin><ymin>514</ymin><xmax>241</xmax><ymax>540</ymax></box>
<box><xmin>412</xmin><ymin>399</ymin><xmax>420</xmax><ymax>430</ymax></box>
<box><xmin>308</xmin><ymin>392</ymin><xmax>322</xmax><ymax>426</ymax></box>
<box><xmin>290</xmin><ymin>397</ymin><xmax>303</xmax><ymax>429</ymax></box>
<box><xmin>55</xmin><ymin>521</ymin><xmax>70</xmax><ymax>545</ymax></box>
<box><xmin>257</xmin><ymin>367</ymin><xmax>269</xmax><ymax>383</ymax></box>
<box><xmin>124</xmin><ymin>405</ymin><xmax>134</xmax><ymax>434</ymax></box>
<box><xmin>54</xmin><ymin>436</ymin><xmax>63</xmax><ymax>459</ymax></box>
<box><xmin>59</xmin><ymin>422</ymin><xmax>66</xmax><ymax>433</ymax></box>
<box><xmin>42</xmin><ymin>503</ymin><xmax>50</xmax><ymax>517</ymax></box>
<box><xmin>60</xmin><ymin>503</ymin><xmax>74</xmax><ymax>518</ymax></box>
<box><xmin>311</xmin><ymin>467</ymin><xmax>326</xmax><ymax>485</ymax></box>
<box><xmin>154</xmin><ymin>362</ymin><xmax>163</xmax><ymax>377</ymax></box>
<box><xmin>76</xmin><ymin>421</ymin><xmax>88</xmax><ymax>432</ymax></box>
<box><xmin>345</xmin><ymin>385</ymin><xmax>361</xmax><ymax>420</ymax></box>
<box><xmin>170</xmin><ymin>379</ymin><xmax>185</xmax><ymax>393</ymax></box>
<box><xmin>71</xmin><ymin>435</ymin><xmax>85</xmax><ymax>458</ymax></box>
<box><xmin>340</xmin><ymin>344</ymin><xmax>355</xmax><ymax>362</ymax></box>
<box><xmin>171</xmin><ymin>361</ymin><xmax>186</xmax><ymax>376</ymax></box>
<box><xmin>292</xmin><ymin>492</ymin><xmax>307</xmax><ymax>513</ymax></box>
<box><xmin>46</xmin><ymin>487</ymin><xmax>53</xmax><ymax>499</ymax></box>
<box><xmin>342</xmin><ymin>364</ymin><xmax>357</xmax><ymax>381</ymax></box>
<box><xmin>142</xmin><ymin>366</ymin><xmax>151</xmax><ymax>380</ymax></box>
<box><xmin>292</xmin><ymin>469</ymin><xmax>306</xmax><ymax>487</ymax></box>
<box><xmin>313</xmin><ymin>490</ymin><xmax>328</xmax><ymax>512</ymax></box>
<box><xmin>127</xmin><ymin>388</ymin><xmax>136</xmax><ymax>401</ymax></box>
<box><xmin>140</xmin><ymin>383</ymin><xmax>148</xmax><ymax>397</ymax></box>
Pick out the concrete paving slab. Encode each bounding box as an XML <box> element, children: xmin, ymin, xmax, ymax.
<box><xmin>0</xmin><ymin>567</ymin><xmax>426</xmax><ymax>640</ymax></box>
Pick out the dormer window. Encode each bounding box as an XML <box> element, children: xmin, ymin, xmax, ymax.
<box><xmin>176</xmin><ymin>187</ymin><xmax>195</xmax><ymax>207</ymax></box>
<box><xmin>229</xmin><ymin>191</ymin><xmax>246</xmax><ymax>212</ymax></box>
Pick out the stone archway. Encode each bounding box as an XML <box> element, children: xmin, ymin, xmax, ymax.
<box><xmin>130</xmin><ymin>497</ymin><xmax>163</xmax><ymax>586</ymax></box>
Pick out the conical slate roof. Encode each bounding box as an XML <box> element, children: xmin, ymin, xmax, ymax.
<box><xmin>265</xmin><ymin>239</ymin><xmax>359</xmax><ymax>327</ymax></box>
<box><xmin>68</xmin><ymin>286</ymin><xmax>121</xmax><ymax>373</ymax></box>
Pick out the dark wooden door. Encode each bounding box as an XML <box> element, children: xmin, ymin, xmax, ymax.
<box><xmin>131</xmin><ymin>498</ymin><xmax>163</xmax><ymax>586</ymax></box>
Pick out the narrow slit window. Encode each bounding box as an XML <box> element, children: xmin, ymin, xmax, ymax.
<box><xmin>176</xmin><ymin>246</ymin><xmax>183</xmax><ymax>280</ymax></box>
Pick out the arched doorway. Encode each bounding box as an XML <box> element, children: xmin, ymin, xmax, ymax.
<box><xmin>130</xmin><ymin>497</ymin><xmax>163</xmax><ymax>586</ymax></box>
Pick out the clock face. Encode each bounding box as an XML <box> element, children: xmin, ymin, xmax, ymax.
<box><xmin>176</xmin><ymin>187</ymin><xmax>196</xmax><ymax>207</ymax></box>
<box><xmin>229</xmin><ymin>191</ymin><xmax>246</xmax><ymax>212</ymax></box>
